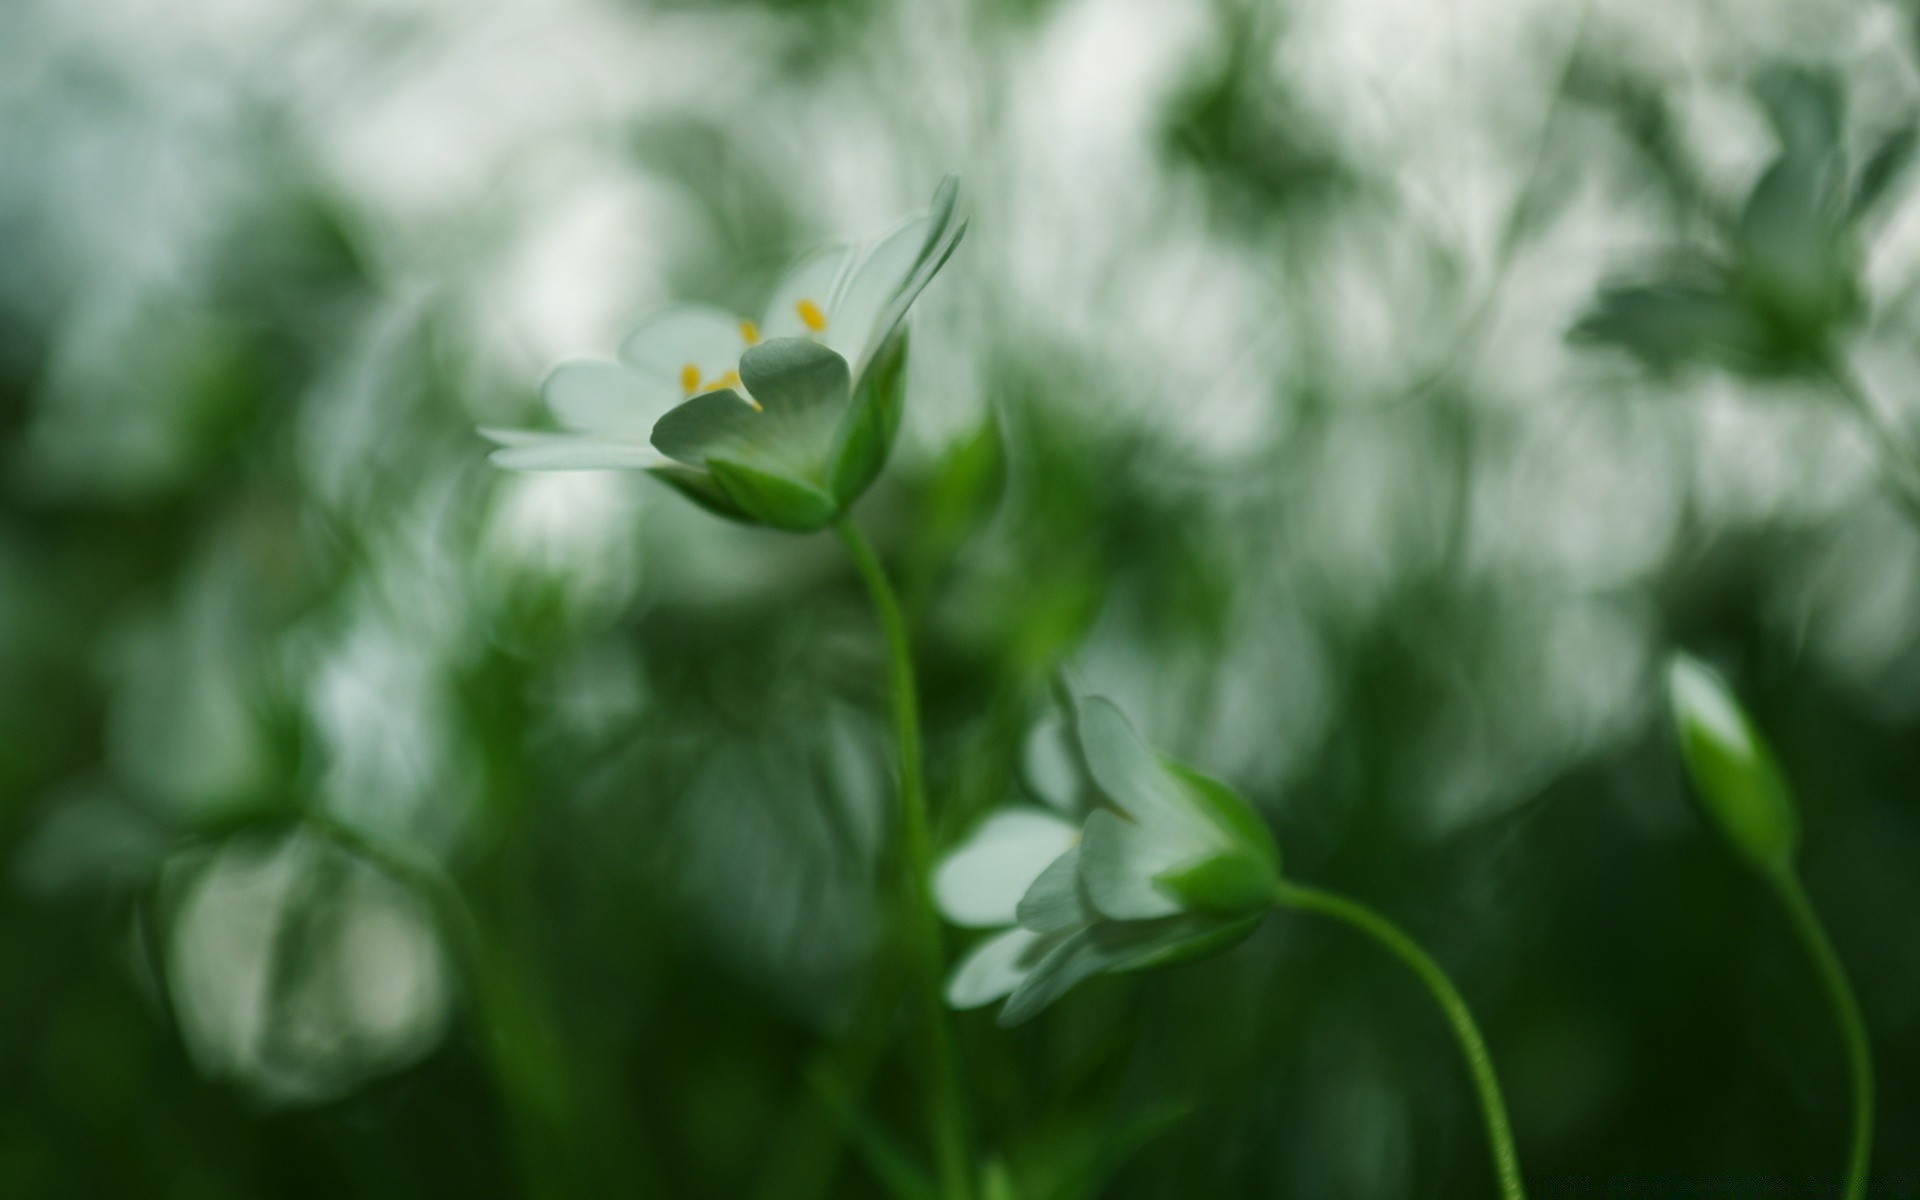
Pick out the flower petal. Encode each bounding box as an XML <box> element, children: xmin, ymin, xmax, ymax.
<box><xmin>1077</xmin><ymin>808</ymin><xmax>1198</xmax><ymax>922</ymax></box>
<box><xmin>823</xmin><ymin>214</ymin><xmax>933</xmax><ymax>366</ymax></box>
<box><xmin>542</xmin><ymin>360</ymin><xmax>677</xmax><ymax>435</ymax></box>
<box><xmin>649</xmin><ymin>389</ymin><xmax>761</xmax><ymax>466</ymax></box>
<box><xmin>946</xmin><ymin>927</ymin><xmax>1050</xmax><ymax>1009</ymax></box>
<box><xmin>1014</xmin><ymin>844</ymin><xmax>1092</xmax><ymax>933</ymax></box>
<box><xmin>759</xmin><ymin>244</ymin><xmax>852</xmax><ymax>342</ymax></box>
<box><xmin>934</xmin><ymin>807</ymin><xmax>1080</xmax><ymax>928</ymax></box>
<box><xmin>738</xmin><ymin>337</ymin><xmax>850</xmax><ymax>420</ymax></box>
<box><xmin>855</xmin><ymin>185</ymin><xmax>965</xmax><ymax>377</ymax></box>
<box><xmin>996</xmin><ymin>925</ymin><xmax>1133</xmax><ymax>1027</ymax></box>
<box><xmin>482</xmin><ymin>429</ymin><xmax>660</xmax><ymax>471</ymax></box>
<box><xmin>618</xmin><ymin>304</ymin><xmax>753</xmax><ymax>390</ymax></box>
<box><xmin>1075</xmin><ymin>697</ymin><xmax>1193</xmax><ymax>830</ymax></box>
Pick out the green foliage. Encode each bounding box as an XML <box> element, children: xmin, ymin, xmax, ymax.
<box><xmin>5</xmin><ymin>4</ymin><xmax>1920</xmax><ymax>1199</ymax></box>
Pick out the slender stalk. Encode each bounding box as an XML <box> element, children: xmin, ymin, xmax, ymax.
<box><xmin>751</xmin><ymin>959</ymin><xmax>910</xmax><ymax>1200</ymax></box>
<box><xmin>1771</xmin><ymin>872</ymin><xmax>1874</xmax><ymax>1200</ymax></box>
<box><xmin>1274</xmin><ymin>881</ymin><xmax>1525</xmax><ymax>1200</ymax></box>
<box><xmin>1822</xmin><ymin>353</ymin><xmax>1920</xmax><ymax>531</ymax></box>
<box><xmin>835</xmin><ymin>515</ymin><xmax>973</xmax><ymax>1200</ymax></box>
<box><xmin>308</xmin><ymin>815</ymin><xmax>591</xmax><ymax>1200</ymax></box>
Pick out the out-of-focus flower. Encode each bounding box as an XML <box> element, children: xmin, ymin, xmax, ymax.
<box><xmin>1574</xmin><ymin>67</ymin><xmax>1903</xmax><ymax>377</ymax></box>
<box><xmin>934</xmin><ymin>691</ymin><xmax>1279</xmax><ymax>1025</ymax></box>
<box><xmin>481</xmin><ymin>177</ymin><xmax>964</xmax><ymax>531</ymax></box>
<box><xmin>162</xmin><ymin>829</ymin><xmax>449</xmax><ymax>1107</ymax></box>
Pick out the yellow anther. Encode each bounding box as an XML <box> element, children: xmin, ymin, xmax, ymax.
<box><xmin>679</xmin><ymin>363</ymin><xmax>702</xmax><ymax>394</ymax></box>
<box><xmin>795</xmin><ymin>298</ymin><xmax>828</xmax><ymax>333</ymax></box>
<box><xmin>705</xmin><ymin>369</ymin><xmax>741</xmax><ymax>392</ymax></box>
<box><xmin>739</xmin><ymin>319</ymin><xmax>760</xmax><ymax>345</ymax></box>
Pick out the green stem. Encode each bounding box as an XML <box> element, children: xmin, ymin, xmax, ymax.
<box><xmin>1274</xmin><ymin>881</ymin><xmax>1525</xmax><ymax>1200</ymax></box>
<box><xmin>1771</xmin><ymin>871</ymin><xmax>1875</xmax><ymax>1200</ymax></box>
<box><xmin>1823</xmin><ymin>353</ymin><xmax>1920</xmax><ymax>531</ymax></box>
<box><xmin>307</xmin><ymin>815</ymin><xmax>591</xmax><ymax>1200</ymax></box>
<box><xmin>835</xmin><ymin>516</ymin><xmax>972</xmax><ymax>1200</ymax></box>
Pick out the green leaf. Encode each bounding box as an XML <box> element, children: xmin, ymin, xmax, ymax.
<box><xmin>1572</xmin><ymin>280</ymin><xmax>1776</xmax><ymax>375</ymax></box>
<box><xmin>1667</xmin><ymin>654</ymin><xmax>1800</xmax><ymax>877</ymax></box>
<box><xmin>828</xmin><ymin>330</ymin><xmax>908</xmax><ymax>508</ymax></box>
<box><xmin>1735</xmin><ymin>156</ymin><xmax>1856</xmax><ymax>335</ymax></box>
<box><xmin>1851</xmin><ymin>122</ymin><xmax>1919</xmax><ymax>222</ymax></box>
<box><xmin>1753</xmin><ymin>64</ymin><xmax>1843</xmax><ymax>163</ymax></box>
<box><xmin>705</xmin><ymin>457</ymin><xmax>837</xmax><ymax>532</ymax></box>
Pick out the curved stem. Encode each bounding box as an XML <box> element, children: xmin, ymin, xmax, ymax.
<box><xmin>1274</xmin><ymin>881</ymin><xmax>1525</xmax><ymax>1200</ymax></box>
<box><xmin>836</xmin><ymin>516</ymin><xmax>972</xmax><ymax>1200</ymax></box>
<box><xmin>1772</xmin><ymin>872</ymin><xmax>1875</xmax><ymax>1200</ymax></box>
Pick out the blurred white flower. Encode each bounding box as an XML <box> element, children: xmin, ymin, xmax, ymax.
<box><xmin>164</xmin><ymin>831</ymin><xmax>450</xmax><ymax>1107</ymax></box>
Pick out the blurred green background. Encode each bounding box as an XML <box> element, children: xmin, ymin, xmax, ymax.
<box><xmin>1</xmin><ymin>0</ymin><xmax>1916</xmax><ymax>1195</ymax></box>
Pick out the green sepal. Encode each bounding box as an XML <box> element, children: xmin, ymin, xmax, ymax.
<box><xmin>1165</xmin><ymin>760</ymin><xmax>1281</xmax><ymax>873</ymax></box>
<box><xmin>644</xmin><ymin>464</ymin><xmax>754</xmax><ymax>524</ymax></box>
<box><xmin>1153</xmin><ymin>850</ymin><xmax>1275</xmax><ymax>918</ymax></box>
<box><xmin>706</xmin><ymin>456</ymin><xmax>837</xmax><ymax>532</ymax></box>
<box><xmin>1667</xmin><ymin>654</ymin><xmax>1801</xmax><ymax>878</ymax></box>
<box><xmin>1108</xmin><ymin>913</ymin><xmax>1264</xmax><ymax>973</ymax></box>
<box><xmin>828</xmin><ymin>330</ymin><xmax>908</xmax><ymax>509</ymax></box>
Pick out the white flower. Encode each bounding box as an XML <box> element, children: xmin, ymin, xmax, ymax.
<box><xmin>481</xmin><ymin>177</ymin><xmax>963</xmax><ymax>474</ymax></box>
<box><xmin>934</xmin><ymin>693</ymin><xmax>1280</xmax><ymax>1025</ymax></box>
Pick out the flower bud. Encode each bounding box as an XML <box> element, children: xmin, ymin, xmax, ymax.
<box><xmin>1667</xmin><ymin>654</ymin><xmax>1800</xmax><ymax>877</ymax></box>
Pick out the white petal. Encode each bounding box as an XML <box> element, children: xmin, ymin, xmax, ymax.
<box><xmin>1014</xmin><ymin>845</ymin><xmax>1092</xmax><ymax>932</ymax></box>
<box><xmin>758</xmin><ymin>244</ymin><xmax>852</xmax><ymax>342</ymax></box>
<box><xmin>824</xmin><ymin>215</ymin><xmax>932</xmax><ymax>365</ymax></box>
<box><xmin>483</xmin><ymin>430</ymin><xmax>660</xmax><ymax>471</ymax></box>
<box><xmin>996</xmin><ymin>926</ymin><xmax>1133</xmax><ymax>1026</ymax></box>
<box><xmin>618</xmin><ymin>304</ymin><xmax>753</xmax><ymax>391</ymax></box>
<box><xmin>946</xmin><ymin>927</ymin><xmax>1048</xmax><ymax>1009</ymax></box>
<box><xmin>1077</xmin><ymin>808</ymin><xmax>1205</xmax><ymax>922</ymax></box>
<box><xmin>1078</xmin><ymin>697</ymin><xmax>1196</xmax><ymax>830</ymax></box>
<box><xmin>933</xmin><ymin>808</ymin><xmax>1080</xmax><ymax>928</ymax></box>
<box><xmin>542</xmin><ymin>360</ymin><xmax>676</xmax><ymax>435</ymax></box>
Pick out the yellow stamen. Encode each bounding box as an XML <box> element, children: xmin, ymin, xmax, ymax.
<box><xmin>795</xmin><ymin>298</ymin><xmax>828</xmax><ymax>333</ymax></box>
<box><xmin>739</xmin><ymin>319</ymin><xmax>760</xmax><ymax>345</ymax></box>
<box><xmin>679</xmin><ymin>363</ymin><xmax>701</xmax><ymax>394</ymax></box>
<box><xmin>705</xmin><ymin>369</ymin><xmax>741</xmax><ymax>391</ymax></box>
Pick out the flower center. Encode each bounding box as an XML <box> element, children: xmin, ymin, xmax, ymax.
<box><xmin>679</xmin><ymin>364</ymin><xmax>745</xmax><ymax>396</ymax></box>
<box><xmin>795</xmin><ymin>298</ymin><xmax>828</xmax><ymax>333</ymax></box>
